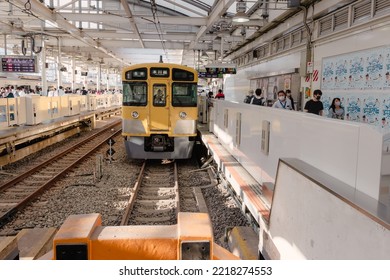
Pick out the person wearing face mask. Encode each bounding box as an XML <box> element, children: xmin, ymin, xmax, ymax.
<box><xmin>304</xmin><ymin>89</ymin><xmax>324</xmax><ymax>116</ymax></box>
<box><xmin>285</xmin><ymin>89</ymin><xmax>295</xmax><ymax>110</ymax></box>
<box><xmin>272</xmin><ymin>90</ymin><xmax>292</xmax><ymax>110</ymax></box>
<box><xmin>328</xmin><ymin>97</ymin><xmax>345</xmax><ymax>120</ymax></box>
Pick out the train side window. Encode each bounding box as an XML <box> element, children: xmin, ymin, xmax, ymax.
<box><xmin>122</xmin><ymin>82</ymin><xmax>147</xmax><ymax>106</ymax></box>
<box><xmin>153</xmin><ymin>85</ymin><xmax>166</xmax><ymax>107</ymax></box>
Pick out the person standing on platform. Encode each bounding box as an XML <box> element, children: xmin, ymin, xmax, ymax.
<box><xmin>272</xmin><ymin>90</ymin><xmax>292</xmax><ymax>110</ymax></box>
<box><xmin>328</xmin><ymin>97</ymin><xmax>345</xmax><ymax>120</ymax></box>
<box><xmin>57</xmin><ymin>86</ymin><xmax>65</xmax><ymax>96</ymax></box>
<box><xmin>244</xmin><ymin>89</ymin><xmax>254</xmax><ymax>103</ymax></box>
<box><xmin>215</xmin><ymin>89</ymin><xmax>225</xmax><ymax>99</ymax></box>
<box><xmin>286</xmin><ymin>89</ymin><xmax>295</xmax><ymax>110</ymax></box>
<box><xmin>250</xmin><ymin>88</ymin><xmax>265</xmax><ymax>105</ymax></box>
<box><xmin>207</xmin><ymin>91</ymin><xmax>214</xmax><ymax>108</ymax></box>
<box><xmin>304</xmin><ymin>89</ymin><xmax>324</xmax><ymax>116</ymax></box>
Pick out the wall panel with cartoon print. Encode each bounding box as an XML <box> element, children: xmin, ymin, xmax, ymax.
<box><xmin>321</xmin><ymin>44</ymin><xmax>390</xmax><ymax>129</ymax></box>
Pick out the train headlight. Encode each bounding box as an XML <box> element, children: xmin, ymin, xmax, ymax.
<box><xmin>131</xmin><ymin>111</ymin><xmax>139</xmax><ymax>119</ymax></box>
<box><xmin>179</xmin><ymin>111</ymin><xmax>187</xmax><ymax>119</ymax></box>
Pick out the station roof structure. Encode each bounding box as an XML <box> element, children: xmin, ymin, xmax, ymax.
<box><xmin>0</xmin><ymin>0</ymin><xmax>355</xmax><ymax>71</ymax></box>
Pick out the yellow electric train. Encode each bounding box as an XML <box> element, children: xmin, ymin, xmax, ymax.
<box><xmin>121</xmin><ymin>62</ymin><xmax>198</xmax><ymax>159</ymax></box>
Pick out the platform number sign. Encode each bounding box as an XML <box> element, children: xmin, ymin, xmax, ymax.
<box><xmin>106</xmin><ymin>138</ymin><xmax>116</xmax><ymax>163</ymax></box>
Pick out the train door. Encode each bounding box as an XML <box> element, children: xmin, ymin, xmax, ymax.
<box><xmin>150</xmin><ymin>83</ymin><xmax>169</xmax><ymax>131</ymax></box>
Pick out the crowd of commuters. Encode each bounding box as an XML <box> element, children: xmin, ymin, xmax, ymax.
<box><xmin>211</xmin><ymin>86</ymin><xmax>347</xmax><ymax>121</ymax></box>
<box><xmin>1</xmin><ymin>85</ymin><xmax>121</xmax><ymax>98</ymax></box>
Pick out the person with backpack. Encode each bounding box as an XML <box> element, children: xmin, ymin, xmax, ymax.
<box><xmin>250</xmin><ymin>88</ymin><xmax>264</xmax><ymax>105</ymax></box>
<box><xmin>244</xmin><ymin>89</ymin><xmax>254</xmax><ymax>103</ymax></box>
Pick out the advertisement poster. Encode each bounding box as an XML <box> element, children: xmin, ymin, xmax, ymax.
<box><xmin>322</xmin><ymin>45</ymin><xmax>390</xmax><ymax>91</ymax></box>
<box><xmin>304</xmin><ymin>87</ymin><xmax>311</xmax><ymax>99</ymax></box>
<box><xmin>321</xmin><ymin>44</ymin><xmax>390</xmax><ymax>130</ymax></box>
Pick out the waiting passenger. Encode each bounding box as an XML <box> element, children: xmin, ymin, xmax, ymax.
<box><xmin>304</xmin><ymin>89</ymin><xmax>323</xmax><ymax>116</ymax></box>
<box><xmin>250</xmin><ymin>88</ymin><xmax>264</xmax><ymax>105</ymax></box>
<box><xmin>244</xmin><ymin>89</ymin><xmax>254</xmax><ymax>103</ymax></box>
<box><xmin>17</xmin><ymin>86</ymin><xmax>25</xmax><ymax>97</ymax></box>
<box><xmin>215</xmin><ymin>89</ymin><xmax>225</xmax><ymax>99</ymax></box>
<box><xmin>328</xmin><ymin>98</ymin><xmax>345</xmax><ymax>120</ymax></box>
<box><xmin>57</xmin><ymin>86</ymin><xmax>65</xmax><ymax>96</ymax></box>
<box><xmin>286</xmin><ymin>89</ymin><xmax>295</xmax><ymax>110</ymax></box>
<box><xmin>272</xmin><ymin>90</ymin><xmax>292</xmax><ymax>110</ymax></box>
<box><xmin>207</xmin><ymin>91</ymin><xmax>214</xmax><ymax>108</ymax></box>
<box><xmin>6</xmin><ymin>91</ymin><xmax>14</xmax><ymax>98</ymax></box>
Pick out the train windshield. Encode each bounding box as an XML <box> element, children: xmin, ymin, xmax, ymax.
<box><xmin>122</xmin><ymin>82</ymin><xmax>147</xmax><ymax>106</ymax></box>
<box><xmin>172</xmin><ymin>83</ymin><xmax>197</xmax><ymax>107</ymax></box>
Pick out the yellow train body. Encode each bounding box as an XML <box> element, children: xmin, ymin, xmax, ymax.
<box><xmin>121</xmin><ymin>63</ymin><xmax>198</xmax><ymax>159</ymax></box>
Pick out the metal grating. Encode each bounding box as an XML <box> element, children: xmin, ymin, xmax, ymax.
<box><xmin>319</xmin><ymin>16</ymin><xmax>333</xmax><ymax>35</ymax></box>
<box><xmin>301</xmin><ymin>29</ymin><xmax>307</xmax><ymax>41</ymax></box>
<box><xmin>271</xmin><ymin>41</ymin><xmax>277</xmax><ymax>54</ymax></box>
<box><xmin>374</xmin><ymin>0</ymin><xmax>390</xmax><ymax>14</ymax></box>
<box><xmin>283</xmin><ymin>37</ymin><xmax>290</xmax><ymax>49</ymax></box>
<box><xmin>353</xmin><ymin>0</ymin><xmax>372</xmax><ymax>22</ymax></box>
<box><xmin>334</xmin><ymin>10</ymin><xmax>349</xmax><ymax>30</ymax></box>
<box><xmin>291</xmin><ymin>31</ymin><xmax>300</xmax><ymax>46</ymax></box>
<box><xmin>259</xmin><ymin>48</ymin><xmax>264</xmax><ymax>58</ymax></box>
<box><xmin>276</xmin><ymin>39</ymin><xmax>283</xmax><ymax>52</ymax></box>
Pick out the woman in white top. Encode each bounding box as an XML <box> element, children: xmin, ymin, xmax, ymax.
<box><xmin>272</xmin><ymin>90</ymin><xmax>293</xmax><ymax>110</ymax></box>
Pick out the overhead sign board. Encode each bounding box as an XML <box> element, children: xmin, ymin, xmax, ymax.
<box><xmin>204</xmin><ymin>63</ymin><xmax>236</xmax><ymax>75</ymax></box>
<box><xmin>1</xmin><ymin>56</ymin><xmax>37</xmax><ymax>73</ymax></box>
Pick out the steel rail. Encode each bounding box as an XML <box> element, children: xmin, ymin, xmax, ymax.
<box><xmin>120</xmin><ymin>160</ymin><xmax>179</xmax><ymax>226</ymax></box>
<box><xmin>0</xmin><ymin>120</ymin><xmax>122</xmax><ymax>227</ymax></box>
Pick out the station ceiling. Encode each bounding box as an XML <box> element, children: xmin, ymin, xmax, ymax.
<box><xmin>0</xmin><ymin>0</ymin><xmax>352</xmax><ymax>71</ymax></box>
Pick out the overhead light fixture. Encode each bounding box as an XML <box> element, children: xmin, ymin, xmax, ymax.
<box><xmin>201</xmin><ymin>51</ymin><xmax>209</xmax><ymax>59</ymax></box>
<box><xmin>232</xmin><ymin>1</ymin><xmax>249</xmax><ymax>23</ymax></box>
<box><xmin>100</xmin><ymin>58</ymin><xmax>105</xmax><ymax>65</ymax></box>
<box><xmin>87</xmin><ymin>53</ymin><xmax>93</xmax><ymax>62</ymax></box>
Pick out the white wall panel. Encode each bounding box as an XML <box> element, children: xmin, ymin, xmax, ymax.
<box><xmin>211</xmin><ymin>100</ymin><xmax>385</xmax><ymax>200</ymax></box>
<box><xmin>265</xmin><ymin>162</ymin><xmax>390</xmax><ymax>259</ymax></box>
<box><xmin>356</xmin><ymin>125</ymin><xmax>383</xmax><ymax>198</ymax></box>
<box><xmin>299</xmin><ymin>115</ymin><xmax>361</xmax><ymax>187</ymax></box>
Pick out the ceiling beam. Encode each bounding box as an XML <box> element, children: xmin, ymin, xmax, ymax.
<box><xmin>60</xmin><ymin>13</ymin><xmax>208</xmax><ymax>26</ymax></box>
<box><xmin>189</xmin><ymin>0</ymin><xmax>235</xmax><ymax>49</ymax></box>
<box><xmin>11</xmin><ymin>0</ymin><xmax>129</xmax><ymax>65</ymax></box>
<box><xmin>120</xmin><ymin>0</ymin><xmax>144</xmax><ymax>48</ymax></box>
<box><xmin>54</xmin><ymin>0</ymin><xmax>79</xmax><ymax>11</ymax></box>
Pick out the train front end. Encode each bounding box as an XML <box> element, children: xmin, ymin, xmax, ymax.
<box><xmin>122</xmin><ymin>63</ymin><xmax>198</xmax><ymax>159</ymax></box>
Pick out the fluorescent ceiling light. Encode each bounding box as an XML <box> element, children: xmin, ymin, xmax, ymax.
<box><xmin>232</xmin><ymin>12</ymin><xmax>250</xmax><ymax>23</ymax></box>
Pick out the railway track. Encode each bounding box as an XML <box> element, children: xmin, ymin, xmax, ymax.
<box><xmin>0</xmin><ymin>120</ymin><xmax>122</xmax><ymax>227</ymax></box>
<box><xmin>121</xmin><ymin>160</ymin><xmax>179</xmax><ymax>226</ymax></box>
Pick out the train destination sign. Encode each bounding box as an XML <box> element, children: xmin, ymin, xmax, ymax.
<box><xmin>203</xmin><ymin>63</ymin><xmax>237</xmax><ymax>76</ymax></box>
<box><xmin>1</xmin><ymin>57</ymin><xmax>37</xmax><ymax>73</ymax></box>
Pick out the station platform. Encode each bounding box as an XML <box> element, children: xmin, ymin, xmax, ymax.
<box><xmin>198</xmin><ymin>124</ymin><xmax>273</xmax><ymax>225</ymax></box>
<box><xmin>197</xmin><ymin>124</ymin><xmax>274</xmax><ymax>259</ymax></box>
<box><xmin>0</xmin><ymin>106</ymin><xmax>121</xmax><ymax>167</ymax></box>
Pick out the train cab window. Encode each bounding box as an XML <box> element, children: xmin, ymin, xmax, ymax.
<box><xmin>122</xmin><ymin>82</ymin><xmax>147</xmax><ymax>106</ymax></box>
<box><xmin>153</xmin><ymin>85</ymin><xmax>166</xmax><ymax>107</ymax></box>
<box><xmin>172</xmin><ymin>83</ymin><xmax>197</xmax><ymax>107</ymax></box>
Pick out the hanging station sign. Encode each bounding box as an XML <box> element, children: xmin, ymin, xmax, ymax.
<box><xmin>1</xmin><ymin>56</ymin><xmax>37</xmax><ymax>73</ymax></box>
<box><xmin>198</xmin><ymin>63</ymin><xmax>237</xmax><ymax>78</ymax></box>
